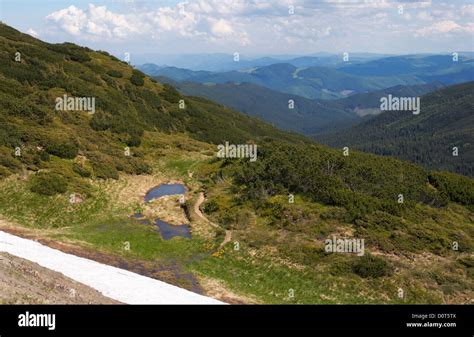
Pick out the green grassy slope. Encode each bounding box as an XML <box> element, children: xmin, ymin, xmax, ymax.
<box><xmin>0</xmin><ymin>23</ymin><xmax>308</xmax><ymax>180</ymax></box>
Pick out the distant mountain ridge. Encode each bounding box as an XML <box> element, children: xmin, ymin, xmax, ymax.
<box><xmin>142</xmin><ymin>63</ymin><xmax>424</xmax><ymax>100</ymax></box>
<box><xmin>326</xmin><ymin>82</ymin><xmax>446</xmax><ymax>117</ymax></box>
<box><xmin>156</xmin><ymin>77</ymin><xmax>360</xmax><ymax>135</ymax></box>
<box><xmin>139</xmin><ymin>54</ymin><xmax>473</xmax><ymax>100</ymax></box>
<box><xmin>135</xmin><ymin>52</ymin><xmax>389</xmax><ymax>72</ymax></box>
<box><xmin>156</xmin><ymin>76</ymin><xmax>449</xmax><ymax>137</ymax></box>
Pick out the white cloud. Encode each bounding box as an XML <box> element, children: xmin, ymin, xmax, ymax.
<box><xmin>460</xmin><ymin>4</ymin><xmax>474</xmax><ymax>18</ymax></box>
<box><xmin>416</xmin><ymin>11</ymin><xmax>433</xmax><ymax>21</ymax></box>
<box><xmin>46</xmin><ymin>5</ymin><xmax>87</xmax><ymax>36</ymax></box>
<box><xmin>415</xmin><ymin>20</ymin><xmax>474</xmax><ymax>36</ymax></box>
<box><xmin>27</xmin><ymin>28</ymin><xmax>39</xmax><ymax>37</ymax></box>
<box><xmin>42</xmin><ymin>1</ymin><xmax>473</xmax><ymax>54</ymax></box>
<box><xmin>209</xmin><ymin>19</ymin><xmax>234</xmax><ymax>37</ymax></box>
<box><xmin>46</xmin><ymin>4</ymin><xmax>142</xmax><ymax>39</ymax></box>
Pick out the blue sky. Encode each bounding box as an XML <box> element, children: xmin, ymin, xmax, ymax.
<box><xmin>1</xmin><ymin>0</ymin><xmax>473</xmax><ymax>59</ymax></box>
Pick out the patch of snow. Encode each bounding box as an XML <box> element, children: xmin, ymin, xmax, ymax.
<box><xmin>0</xmin><ymin>231</ymin><xmax>224</xmax><ymax>304</ymax></box>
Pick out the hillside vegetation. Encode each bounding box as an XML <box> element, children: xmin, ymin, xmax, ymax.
<box><xmin>318</xmin><ymin>82</ymin><xmax>474</xmax><ymax>176</ymax></box>
<box><xmin>157</xmin><ymin>77</ymin><xmax>359</xmax><ymax>135</ymax></box>
<box><xmin>157</xmin><ymin>77</ymin><xmax>447</xmax><ymax>136</ymax></box>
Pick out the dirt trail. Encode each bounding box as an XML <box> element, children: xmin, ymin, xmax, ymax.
<box><xmin>219</xmin><ymin>230</ymin><xmax>232</xmax><ymax>250</ymax></box>
<box><xmin>194</xmin><ymin>192</ymin><xmax>219</xmax><ymax>229</ymax></box>
<box><xmin>194</xmin><ymin>192</ymin><xmax>232</xmax><ymax>249</ymax></box>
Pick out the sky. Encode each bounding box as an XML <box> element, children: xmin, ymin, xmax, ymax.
<box><xmin>1</xmin><ymin>0</ymin><xmax>473</xmax><ymax>60</ymax></box>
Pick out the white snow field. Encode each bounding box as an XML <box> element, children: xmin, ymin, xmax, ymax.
<box><xmin>0</xmin><ymin>230</ymin><xmax>224</xmax><ymax>304</ymax></box>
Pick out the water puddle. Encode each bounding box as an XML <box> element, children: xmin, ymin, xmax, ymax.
<box><xmin>135</xmin><ymin>183</ymin><xmax>192</xmax><ymax>240</ymax></box>
<box><xmin>155</xmin><ymin>219</ymin><xmax>192</xmax><ymax>240</ymax></box>
<box><xmin>144</xmin><ymin>184</ymin><xmax>187</xmax><ymax>203</ymax></box>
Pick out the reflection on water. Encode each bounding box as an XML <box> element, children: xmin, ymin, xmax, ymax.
<box><xmin>134</xmin><ymin>183</ymin><xmax>191</xmax><ymax>240</ymax></box>
<box><xmin>144</xmin><ymin>184</ymin><xmax>187</xmax><ymax>203</ymax></box>
<box><xmin>155</xmin><ymin>219</ymin><xmax>192</xmax><ymax>240</ymax></box>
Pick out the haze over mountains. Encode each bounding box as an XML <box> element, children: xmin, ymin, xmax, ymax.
<box><xmin>136</xmin><ymin>52</ymin><xmax>392</xmax><ymax>72</ymax></box>
<box><xmin>1</xmin><ymin>0</ymin><xmax>474</xmax><ymax>314</ymax></box>
<box><xmin>139</xmin><ymin>53</ymin><xmax>474</xmax><ymax>100</ymax></box>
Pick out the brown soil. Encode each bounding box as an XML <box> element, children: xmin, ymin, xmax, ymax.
<box><xmin>0</xmin><ymin>252</ymin><xmax>120</xmax><ymax>304</ymax></box>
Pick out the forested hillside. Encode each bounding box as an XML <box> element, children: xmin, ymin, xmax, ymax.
<box><xmin>325</xmin><ymin>82</ymin><xmax>445</xmax><ymax>117</ymax></box>
<box><xmin>156</xmin><ymin>77</ymin><xmax>359</xmax><ymax>135</ymax></box>
<box><xmin>317</xmin><ymin>82</ymin><xmax>474</xmax><ymax>176</ymax></box>
<box><xmin>156</xmin><ymin>77</ymin><xmax>447</xmax><ymax>135</ymax></box>
<box><xmin>0</xmin><ymin>23</ymin><xmax>307</xmax><ymax>182</ymax></box>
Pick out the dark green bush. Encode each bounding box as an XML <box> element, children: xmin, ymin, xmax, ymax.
<box><xmin>101</xmin><ymin>75</ymin><xmax>115</xmax><ymax>86</ymax></box>
<box><xmin>29</xmin><ymin>171</ymin><xmax>68</xmax><ymax>195</ymax></box>
<box><xmin>88</xmin><ymin>152</ymin><xmax>119</xmax><ymax>180</ymax></box>
<box><xmin>0</xmin><ymin>147</ymin><xmax>22</xmax><ymax>171</ymax></box>
<box><xmin>352</xmin><ymin>254</ymin><xmax>393</xmax><ymax>278</ymax></box>
<box><xmin>106</xmin><ymin>69</ymin><xmax>123</xmax><ymax>78</ymax></box>
<box><xmin>120</xmin><ymin>132</ymin><xmax>142</xmax><ymax>147</ymax></box>
<box><xmin>47</xmin><ymin>43</ymin><xmax>91</xmax><ymax>63</ymax></box>
<box><xmin>44</xmin><ymin>139</ymin><xmax>78</xmax><ymax>159</ymax></box>
<box><xmin>160</xmin><ymin>84</ymin><xmax>181</xmax><ymax>103</ymax></box>
<box><xmin>72</xmin><ymin>162</ymin><xmax>92</xmax><ymax>178</ymax></box>
<box><xmin>428</xmin><ymin>171</ymin><xmax>474</xmax><ymax>208</ymax></box>
<box><xmin>92</xmin><ymin>161</ymin><xmax>119</xmax><ymax>179</ymax></box>
<box><xmin>130</xmin><ymin>69</ymin><xmax>145</xmax><ymax>86</ymax></box>
<box><xmin>128</xmin><ymin>158</ymin><xmax>151</xmax><ymax>175</ymax></box>
<box><xmin>204</xmin><ymin>200</ymin><xmax>219</xmax><ymax>214</ymax></box>
<box><xmin>0</xmin><ymin>165</ymin><xmax>11</xmax><ymax>178</ymax></box>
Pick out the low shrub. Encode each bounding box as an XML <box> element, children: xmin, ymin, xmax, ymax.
<box><xmin>88</xmin><ymin>153</ymin><xmax>119</xmax><ymax>179</ymax></box>
<box><xmin>160</xmin><ymin>84</ymin><xmax>181</xmax><ymax>103</ymax></box>
<box><xmin>130</xmin><ymin>69</ymin><xmax>145</xmax><ymax>86</ymax></box>
<box><xmin>29</xmin><ymin>171</ymin><xmax>68</xmax><ymax>195</ymax></box>
<box><xmin>72</xmin><ymin>162</ymin><xmax>92</xmax><ymax>178</ymax></box>
<box><xmin>44</xmin><ymin>140</ymin><xmax>78</xmax><ymax>159</ymax></box>
<box><xmin>204</xmin><ymin>200</ymin><xmax>219</xmax><ymax>214</ymax></box>
<box><xmin>429</xmin><ymin>171</ymin><xmax>474</xmax><ymax>209</ymax></box>
<box><xmin>352</xmin><ymin>254</ymin><xmax>393</xmax><ymax>278</ymax></box>
<box><xmin>106</xmin><ymin>69</ymin><xmax>123</xmax><ymax>78</ymax></box>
